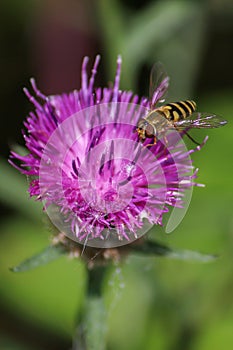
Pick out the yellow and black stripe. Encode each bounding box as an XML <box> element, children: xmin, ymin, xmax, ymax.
<box><xmin>159</xmin><ymin>100</ymin><xmax>196</xmax><ymax>122</ymax></box>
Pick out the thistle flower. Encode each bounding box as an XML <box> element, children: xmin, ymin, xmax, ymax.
<box><xmin>9</xmin><ymin>55</ymin><xmax>204</xmax><ymax>248</ymax></box>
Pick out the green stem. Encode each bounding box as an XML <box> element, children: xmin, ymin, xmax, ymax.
<box><xmin>73</xmin><ymin>266</ymin><xmax>108</xmax><ymax>350</ymax></box>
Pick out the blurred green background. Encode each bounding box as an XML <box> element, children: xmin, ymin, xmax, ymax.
<box><xmin>0</xmin><ymin>0</ymin><xmax>233</xmax><ymax>349</ymax></box>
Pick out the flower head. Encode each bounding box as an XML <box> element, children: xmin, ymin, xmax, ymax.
<box><xmin>10</xmin><ymin>55</ymin><xmax>204</xmax><ymax>248</ymax></box>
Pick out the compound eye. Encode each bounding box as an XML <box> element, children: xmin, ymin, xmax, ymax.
<box><xmin>145</xmin><ymin>124</ymin><xmax>155</xmax><ymax>137</ymax></box>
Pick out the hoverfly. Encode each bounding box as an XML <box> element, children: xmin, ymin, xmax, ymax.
<box><xmin>136</xmin><ymin>62</ymin><xmax>227</xmax><ymax>146</ymax></box>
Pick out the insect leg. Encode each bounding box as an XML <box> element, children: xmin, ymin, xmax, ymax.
<box><xmin>174</xmin><ymin>125</ymin><xmax>200</xmax><ymax>146</ymax></box>
<box><xmin>182</xmin><ymin>130</ymin><xmax>200</xmax><ymax>146</ymax></box>
<box><xmin>145</xmin><ymin>136</ymin><xmax>157</xmax><ymax>148</ymax></box>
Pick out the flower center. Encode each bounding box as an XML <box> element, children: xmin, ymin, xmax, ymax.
<box><xmin>102</xmin><ymin>188</ymin><xmax>118</xmax><ymax>202</ymax></box>
<box><xmin>90</xmin><ymin>172</ymin><xmax>134</xmax><ymax>213</ymax></box>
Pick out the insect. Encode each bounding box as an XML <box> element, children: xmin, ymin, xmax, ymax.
<box><xmin>136</xmin><ymin>62</ymin><xmax>227</xmax><ymax>146</ymax></box>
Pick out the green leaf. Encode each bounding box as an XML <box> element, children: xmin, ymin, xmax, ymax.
<box><xmin>10</xmin><ymin>244</ymin><xmax>66</xmax><ymax>272</ymax></box>
<box><xmin>166</xmin><ymin>249</ymin><xmax>217</xmax><ymax>263</ymax></box>
<box><xmin>131</xmin><ymin>240</ymin><xmax>171</xmax><ymax>256</ymax></box>
<box><xmin>131</xmin><ymin>240</ymin><xmax>217</xmax><ymax>262</ymax></box>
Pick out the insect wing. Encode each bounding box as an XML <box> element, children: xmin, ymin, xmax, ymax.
<box><xmin>174</xmin><ymin>112</ymin><xmax>228</xmax><ymax>129</ymax></box>
<box><xmin>149</xmin><ymin>62</ymin><xmax>169</xmax><ymax>108</ymax></box>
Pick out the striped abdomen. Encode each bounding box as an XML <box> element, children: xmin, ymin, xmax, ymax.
<box><xmin>158</xmin><ymin>100</ymin><xmax>196</xmax><ymax>122</ymax></box>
